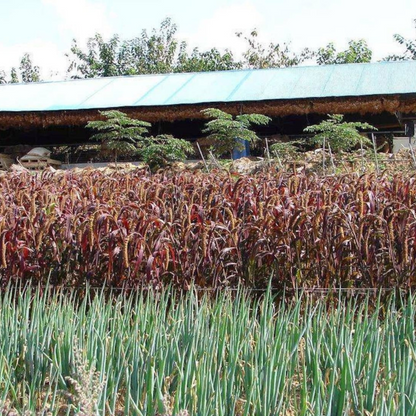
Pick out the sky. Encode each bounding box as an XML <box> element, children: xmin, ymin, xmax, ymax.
<box><xmin>0</xmin><ymin>0</ymin><xmax>415</xmax><ymax>80</ymax></box>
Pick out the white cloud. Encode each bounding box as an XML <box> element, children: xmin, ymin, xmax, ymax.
<box><xmin>1</xmin><ymin>0</ymin><xmax>415</xmax><ymax>82</ymax></box>
<box><xmin>42</xmin><ymin>0</ymin><xmax>114</xmax><ymax>41</ymax></box>
<box><xmin>180</xmin><ymin>0</ymin><xmax>416</xmax><ymax>62</ymax></box>
<box><xmin>0</xmin><ymin>40</ymin><xmax>67</xmax><ymax>81</ymax></box>
<box><xmin>0</xmin><ymin>0</ymin><xmax>115</xmax><ymax>81</ymax></box>
<box><xmin>180</xmin><ymin>2</ymin><xmax>264</xmax><ymax>56</ymax></box>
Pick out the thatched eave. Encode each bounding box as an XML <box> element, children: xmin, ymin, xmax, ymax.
<box><xmin>1</xmin><ymin>94</ymin><xmax>416</xmax><ymax>130</ymax></box>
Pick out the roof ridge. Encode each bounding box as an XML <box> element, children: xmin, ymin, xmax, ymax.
<box><xmin>1</xmin><ymin>61</ymin><xmax>415</xmax><ymax>112</ymax></box>
<box><xmin>0</xmin><ymin>60</ymin><xmax>414</xmax><ymax>87</ymax></box>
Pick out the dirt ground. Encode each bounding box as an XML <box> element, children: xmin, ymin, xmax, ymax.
<box><xmin>1</xmin><ymin>149</ymin><xmax>415</xmax><ymax>177</ymax></box>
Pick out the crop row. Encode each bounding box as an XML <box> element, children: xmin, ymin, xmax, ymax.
<box><xmin>1</xmin><ymin>287</ymin><xmax>416</xmax><ymax>415</ymax></box>
<box><xmin>1</xmin><ymin>169</ymin><xmax>416</xmax><ymax>288</ymax></box>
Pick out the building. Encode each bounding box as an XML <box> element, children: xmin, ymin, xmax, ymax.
<box><xmin>0</xmin><ymin>60</ymin><xmax>415</xmax><ymax>160</ymax></box>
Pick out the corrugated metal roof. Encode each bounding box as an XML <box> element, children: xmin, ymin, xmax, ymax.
<box><xmin>0</xmin><ymin>61</ymin><xmax>415</xmax><ymax>112</ymax></box>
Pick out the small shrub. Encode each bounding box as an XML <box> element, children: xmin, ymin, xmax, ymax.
<box><xmin>201</xmin><ymin>108</ymin><xmax>271</xmax><ymax>157</ymax></box>
<box><xmin>304</xmin><ymin>114</ymin><xmax>376</xmax><ymax>152</ymax></box>
<box><xmin>140</xmin><ymin>135</ymin><xmax>194</xmax><ymax>171</ymax></box>
<box><xmin>269</xmin><ymin>140</ymin><xmax>303</xmax><ymax>160</ymax></box>
<box><xmin>87</xmin><ymin>110</ymin><xmax>151</xmax><ymax>166</ymax></box>
<box><xmin>65</xmin><ymin>342</ymin><xmax>105</xmax><ymax>416</ymax></box>
<box><xmin>87</xmin><ymin>111</ymin><xmax>193</xmax><ymax>170</ymax></box>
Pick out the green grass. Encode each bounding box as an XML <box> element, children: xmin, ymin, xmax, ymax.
<box><xmin>0</xmin><ymin>286</ymin><xmax>415</xmax><ymax>415</ymax></box>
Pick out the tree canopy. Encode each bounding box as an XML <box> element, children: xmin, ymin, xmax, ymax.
<box><xmin>19</xmin><ymin>53</ymin><xmax>41</xmax><ymax>83</ymax></box>
<box><xmin>385</xmin><ymin>19</ymin><xmax>416</xmax><ymax>61</ymax></box>
<box><xmin>67</xmin><ymin>18</ymin><xmax>241</xmax><ymax>78</ymax></box>
<box><xmin>4</xmin><ymin>17</ymin><xmax>416</xmax><ymax>84</ymax></box>
<box><xmin>237</xmin><ymin>30</ymin><xmax>312</xmax><ymax>69</ymax></box>
<box><xmin>176</xmin><ymin>46</ymin><xmax>240</xmax><ymax>73</ymax></box>
<box><xmin>316</xmin><ymin>40</ymin><xmax>372</xmax><ymax>65</ymax></box>
<box><xmin>66</xmin><ymin>23</ymin><xmax>318</xmax><ymax>79</ymax></box>
<box><xmin>0</xmin><ymin>53</ymin><xmax>41</xmax><ymax>84</ymax></box>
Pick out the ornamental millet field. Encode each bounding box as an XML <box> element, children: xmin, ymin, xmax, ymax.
<box><xmin>1</xmin><ymin>168</ymin><xmax>416</xmax><ymax>289</ymax></box>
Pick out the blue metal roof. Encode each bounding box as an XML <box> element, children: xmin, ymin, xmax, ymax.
<box><xmin>0</xmin><ymin>61</ymin><xmax>415</xmax><ymax>112</ymax></box>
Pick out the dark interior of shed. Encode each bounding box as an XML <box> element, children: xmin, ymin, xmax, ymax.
<box><xmin>0</xmin><ymin>111</ymin><xmax>405</xmax><ymax>163</ymax></box>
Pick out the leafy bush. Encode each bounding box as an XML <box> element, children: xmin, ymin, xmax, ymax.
<box><xmin>269</xmin><ymin>140</ymin><xmax>303</xmax><ymax>160</ymax></box>
<box><xmin>201</xmin><ymin>108</ymin><xmax>271</xmax><ymax>157</ymax></box>
<box><xmin>87</xmin><ymin>110</ymin><xmax>193</xmax><ymax>169</ymax></box>
<box><xmin>87</xmin><ymin>110</ymin><xmax>151</xmax><ymax>165</ymax></box>
<box><xmin>140</xmin><ymin>134</ymin><xmax>194</xmax><ymax>171</ymax></box>
<box><xmin>304</xmin><ymin>114</ymin><xmax>376</xmax><ymax>152</ymax></box>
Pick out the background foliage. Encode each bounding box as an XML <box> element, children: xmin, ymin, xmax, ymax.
<box><xmin>1</xmin><ymin>53</ymin><xmax>40</xmax><ymax>83</ymax></box>
<box><xmin>2</xmin><ymin>17</ymin><xmax>416</xmax><ymax>83</ymax></box>
<box><xmin>315</xmin><ymin>40</ymin><xmax>373</xmax><ymax>65</ymax></box>
<box><xmin>67</xmin><ymin>18</ymin><xmax>241</xmax><ymax>78</ymax></box>
<box><xmin>385</xmin><ymin>19</ymin><xmax>416</xmax><ymax>61</ymax></box>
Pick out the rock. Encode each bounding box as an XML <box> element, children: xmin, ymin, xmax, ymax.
<box><xmin>171</xmin><ymin>162</ymin><xmax>186</xmax><ymax>171</ymax></box>
<box><xmin>106</xmin><ymin>162</ymin><xmax>142</xmax><ymax>171</ymax></box>
<box><xmin>232</xmin><ymin>157</ymin><xmax>264</xmax><ymax>174</ymax></box>
<box><xmin>10</xmin><ymin>164</ymin><xmax>29</xmax><ymax>173</ymax></box>
<box><xmin>187</xmin><ymin>161</ymin><xmax>206</xmax><ymax>171</ymax></box>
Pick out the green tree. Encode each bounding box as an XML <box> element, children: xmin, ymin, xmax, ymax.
<box><xmin>10</xmin><ymin>68</ymin><xmax>19</xmax><ymax>83</ymax></box>
<box><xmin>202</xmin><ymin>108</ymin><xmax>271</xmax><ymax>157</ymax></box>
<box><xmin>87</xmin><ymin>110</ymin><xmax>151</xmax><ymax>166</ymax></box>
<box><xmin>316</xmin><ymin>40</ymin><xmax>372</xmax><ymax>65</ymax></box>
<box><xmin>87</xmin><ymin>110</ymin><xmax>193</xmax><ymax>170</ymax></box>
<box><xmin>67</xmin><ymin>18</ymin><xmax>179</xmax><ymax>78</ymax></box>
<box><xmin>68</xmin><ymin>34</ymin><xmax>122</xmax><ymax>78</ymax></box>
<box><xmin>237</xmin><ymin>30</ymin><xmax>312</xmax><ymax>69</ymax></box>
<box><xmin>385</xmin><ymin>19</ymin><xmax>416</xmax><ymax>61</ymax></box>
<box><xmin>140</xmin><ymin>134</ymin><xmax>194</xmax><ymax>171</ymax></box>
<box><xmin>19</xmin><ymin>53</ymin><xmax>41</xmax><ymax>83</ymax></box>
<box><xmin>176</xmin><ymin>45</ymin><xmax>240</xmax><ymax>72</ymax></box>
<box><xmin>68</xmin><ymin>18</ymin><xmax>241</xmax><ymax>78</ymax></box>
<box><xmin>0</xmin><ymin>55</ymin><xmax>41</xmax><ymax>84</ymax></box>
<box><xmin>121</xmin><ymin>17</ymin><xmax>179</xmax><ymax>75</ymax></box>
<box><xmin>304</xmin><ymin>114</ymin><xmax>375</xmax><ymax>152</ymax></box>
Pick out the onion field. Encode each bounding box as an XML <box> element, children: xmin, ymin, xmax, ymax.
<box><xmin>0</xmin><ymin>287</ymin><xmax>415</xmax><ymax>415</ymax></box>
